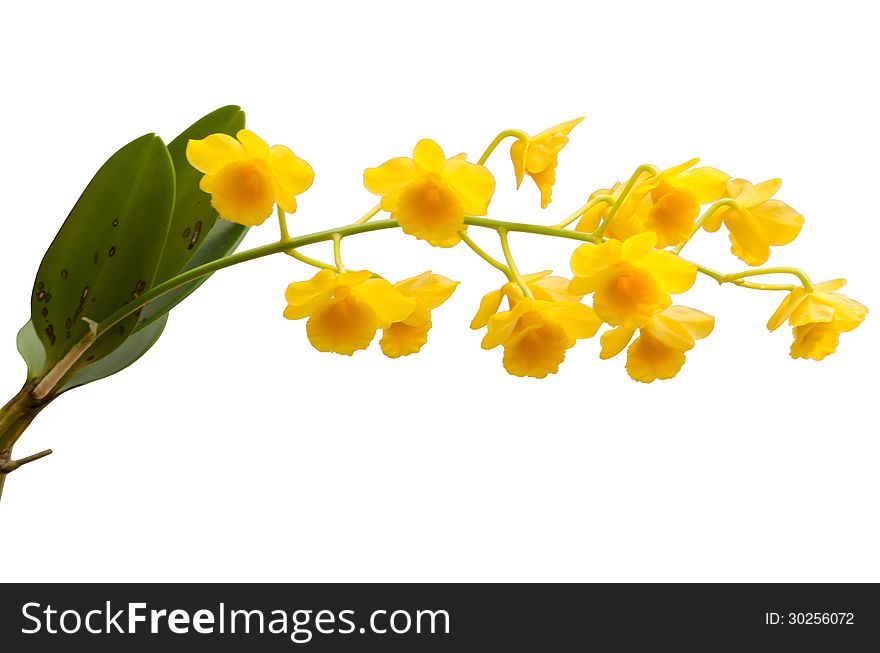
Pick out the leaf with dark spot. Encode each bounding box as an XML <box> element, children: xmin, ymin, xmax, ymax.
<box><xmin>29</xmin><ymin>134</ymin><xmax>175</xmax><ymax>376</ymax></box>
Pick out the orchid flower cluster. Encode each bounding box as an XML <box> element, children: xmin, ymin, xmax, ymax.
<box><xmin>186</xmin><ymin>119</ymin><xmax>867</xmax><ymax>382</ymax></box>
<box><xmin>0</xmin><ymin>108</ymin><xmax>870</xmax><ymax>502</ymax></box>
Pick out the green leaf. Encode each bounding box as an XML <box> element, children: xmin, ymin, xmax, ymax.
<box><xmin>16</xmin><ymin>320</ymin><xmax>47</xmax><ymax>382</ymax></box>
<box><xmin>58</xmin><ymin>314</ymin><xmax>168</xmax><ymax>393</ymax></box>
<box><xmin>30</xmin><ymin>134</ymin><xmax>175</xmax><ymax>373</ymax></box>
<box><xmin>24</xmin><ymin>107</ymin><xmax>249</xmax><ymax>396</ymax></box>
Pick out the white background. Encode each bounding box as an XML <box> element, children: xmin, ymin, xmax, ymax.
<box><xmin>1</xmin><ymin>0</ymin><xmax>877</xmax><ymax>582</ymax></box>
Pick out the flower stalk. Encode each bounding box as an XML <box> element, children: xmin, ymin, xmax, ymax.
<box><xmin>459</xmin><ymin>231</ymin><xmax>513</xmax><ymax>280</ymax></box>
<box><xmin>332</xmin><ymin>234</ymin><xmax>346</xmax><ymax>273</ymax></box>
<box><xmin>36</xmin><ymin>215</ymin><xmax>820</xmax><ymax>376</ymax></box>
<box><xmin>477</xmin><ymin>129</ymin><xmax>530</xmax><ymax>165</ymax></box>
<box><xmin>554</xmin><ymin>194</ymin><xmax>615</xmax><ymax>229</ymax></box>
<box><xmin>593</xmin><ymin>163</ymin><xmax>659</xmax><ymax>237</ymax></box>
<box><xmin>673</xmin><ymin>198</ymin><xmax>739</xmax><ymax>254</ymax></box>
<box><xmin>498</xmin><ymin>229</ymin><xmax>533</xmax><ymax>299</ymax></box>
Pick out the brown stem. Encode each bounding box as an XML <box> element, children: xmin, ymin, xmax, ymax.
<box><xmin>0</xmin><ymin>452</ymin><xmax>8</xmax><ymax>502</ymax></box>
<box><xmin>2</xmin><ymin>449</ymin><xmax>53</xmax><ymax>473</ymax></box>
<box><xmin>0</xmin><ymin>385</ymin><xmax>50</xmax><ymax>503</ymax></box>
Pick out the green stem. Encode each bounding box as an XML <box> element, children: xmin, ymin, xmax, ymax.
<box><xmin>332</xmin><ymin>234</ymin><xmax>346</xmax><ymax>273</ymax></box>
<box><xmin>693</xmin><ymin>264</ymin><xmax>802</xmax><ymax>291</ymax></box>
<box><xmin>724</xmin><ymin>267</ymin><xmax>813</xmax><ymax>293</ymax></box>
<box><xmin>465</xmin><ymin>217</ymin><xmax>600</xmax><ymax>243</ymax></box>
<box><xmin>354</xmin><ymin>203</ymin><xmax>382</xmax><ymax>225</ymax></box>
<box><xmin>278</xmin><ymin>206</ymin><xmax>291</xmax><ymax>241</ymax></box>
<box><xmin>287</xmin><ymin>249</ymin><xmax>335</xmax><ymax>271</ymax></box>
<box><xmin>554</xmin><ymin>195</ymin><xmax>615</xmax><ymax>229</ymax></box>
<box><xmin>98</xmin><ymin>218</ymin><xmax>598</xmax><ymax>346</ymax></box>
<box><xmin>277</xmin><ymin>206</ymin><xmax>335</xmax><ymax>270</ymax></box>
<box><xmin>498</xmin><ymin>229</ymin><xmax>532</xmax><ymax>298</ymax></box>
<box><xmin>594</xmin><ymin>163</ymin><xmax>659</xmax><ymax>238</ymax></box>
<box><xmin>96</xmin><ymin>220</ymin><xmax>402</xmax><ymax>340</ymax></box>
<box><xmin>477</xmin><ymin>129</ymin><xmax>530</xmax><ymax>165</ymax></box>
<box><xmin>459</xmin><ymin>231</ymin><xmax>513</xmax><ymax>280</ymax></box>
<box><xmin>673</xmin><ymin>199</ymin><xmax>739</xmax><ymax>254</ymax></box>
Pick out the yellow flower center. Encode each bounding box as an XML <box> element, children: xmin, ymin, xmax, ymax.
<box><xmin>502</xmin><ymin>317</ymin><xmax>570</xmax><ymax>378</ymax></box>
<box><xmin>210</xmin><ymin>160</ymin><xmax>276</xmax><ymax>226</ymax></box>
<box><xmin>394</xmin><ymin>176</ymin><xmax>465</xmax><ymax>243</ymax></box>
<box><xmin>646</xmin><ymin>185</ymin><xmax>699</xmax><ymax>246</ymax></box>
<box><xmin>306</xmin><ymin>295</ymin><xmax>378</xmax><ymax>355</ymax></box>
<box><xmin>594</xmin><ymin>264</ymin><xmax>662</xmax><ymax>327</ymax></box>
<box><xmin>419</xmin><ymin>176</ymin><xmax>450</xmax><ymax>212</ymax></box>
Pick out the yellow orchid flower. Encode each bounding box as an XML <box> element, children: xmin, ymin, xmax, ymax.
<box><xmin>598</xmin><ymin>305</ymin><xmax>714</xmax><ymax>383</ymax></box>
<box><xmin>186</xmin><ymin>129</ymin><xmax>314</xmax><ymax>227</ymax></box>
<box><xmin>364</xmin><ymin>139</ymin><xmax>495</xmax><ymax>248</ymax></box>
<box><xmin>576</xmin><ymin>161</ymin><xmax>729</xmax><ymax>247</ymax></box>
<box><xmin>478</xmin><ymin>297</ymin><xmax>601</xmax><ymax>378</ymax></box>
<box><xmin>510</xmin><ymin>117</ymin><xmax>583</xmax><ymax>208</ymax></box>
<box><xmin>470</xmin><ymin>270</ymin><xmax>585</xmax><ymax>329</ymax></box>
<box><xmin>283</xmin><ymin>270</ymin><xmax>416</xmax><ymax>356</ymax></box>
<box><xmin>766</xmin><ymin>279</ymin><xmax>867</xmax><ymax>360</ymax></box>
<box><xmin>703</xmin><ymin>178</ymin><xmax>804</xmax><ymax>266</ymax></box>
<box><xmin>380</xmin><ymin>271</ymin><xmax>459</xmax><ymax>358</ymax></box>
<box><xmin>569</xmin><ymin>232</ymin><xmax>697</xmax><ymax>328</ymax></box>
<box><xmin>470</xmin><ymin>272</ymin><xmax>598</xmax><ymax>378</ymax></box>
